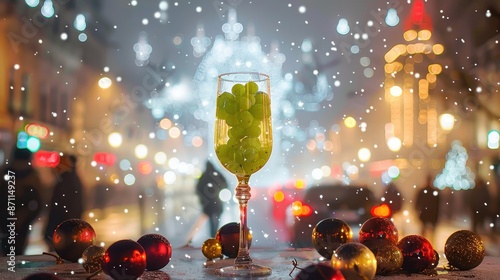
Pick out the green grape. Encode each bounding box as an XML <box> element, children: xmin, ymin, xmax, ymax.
<box><xmin>245</xmin><ymin>123</ymin><xmax>261</xmax><ymax>137</ymax></box>
<box><xmin>241</xmin><ymin>137</ymin><xmax>261</xmax><ymax>149</ymax></box>
<box><xmin>228</xmin><ymin>126</ymin><xmax>245</xmax><ymax>139</ymax></box>
<box><xmin>238</xmin><ymin>96</ymin><xmax>253</xmax><ymax>111</ymax></box>
<box><xmin>254</xmin><ymin>91</ymin><xmax>271</xmax><ymax>106</ymax></box>
<box><xmin>248</xmin><ymin>104</ymin><xmax>264</xmax><ymax>120</ymax></box>
<box><xmin>217</xmin><ymin>91</ymin><xmax>234</xmax><ymax>107</ymax></box>
<box><xmin>224</xmin><ymin>99</ymin><xmax>238</xmax><ymax>114</ymax></box>
<box><xmin>245</xmin><ymin>81</ymin><xmax>259</xmax><ymax>95</ymax></box>
<box><xmin>227</xmin><ymin>161</ymin><xmax>244</xmax><ymax>174</ymax></box>
<box><xmin>227</xmin><ymin>137</ymin><xmax>240</xmax><ymax>149</ymax></box>
<box><xmin>259</xmin><ymin>146</ymin><xmax>272</xmax><ymax>161</ymax></box>
<box><xmin>225</xmin><ymin>114</ymin><xmax>238</xmax><ymax>126</ymax></box>
<box><xmin>237</xmin><ymin>111</ymin><xmax>254</xmax><ymax>128</ymax></box>
<box><xmin>243</xmin><ymin>147</ymin><xmax>259</xmax><ymax>161</ymax></box>
<box><xmin>231</xmin><ymin>84</ymin><xmax>246</xmax><ymax>96</ymax></box>
<box><xmin>242</xmin><ymin>159</ymin><xmax>261</xmax><ymax>174</ymax></box>
<box><xmin>230</xmin><ymin>149</ymin><xmax>244</xmax><ymax>163</ymax></box>
<box><xmin>215</xmin><ymin>144</ymin><xmax>230</xmax><ymax>162</ymax></box>
<box><xmin>216</xmin><ymin>106</ymin><xmax>228</xmax><ymax>120</ymax></box>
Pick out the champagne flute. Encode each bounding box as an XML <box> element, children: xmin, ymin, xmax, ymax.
<box><xmin>214</xmin><ymin>72</ymin><xmax>272</xmax><ymax>277</ymax></box>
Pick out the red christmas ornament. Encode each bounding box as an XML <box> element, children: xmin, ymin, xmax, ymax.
<box><xmin>22</xmin><ymin>273</ymin><xmax>63</xmax><ymax>280</ymax></box>
<box><xmin>102</xmin><ymin>239</ymin><xmax>147</xmax><ymax>280</ymax></box>
<box><xmin>215</xmin><ymin>222</ymin><xmax>252</xmax><ymax>258</ymax></box>
<box><xmin>359</xmin><ymin>217</ymin><xmax>399</xmax><ymax>245</ymax></box>
<box><xmin>397</xmin><ymin>234</ymin><xmax>436</xmax><ymax>273</ymax></box>
<box><xmin>52</xmin><ymin>219</ymin><xmax>96</xmax><ymax>262</ymax></box>
<box><xmin>137</xmin><ymin>233</ymin><xmax>172</xmax><ymax>270</ymax></box>
<box><xmin>294</xmin><ymin>262</ymin><xmax>345</xmax><ymax>280</ymax></box>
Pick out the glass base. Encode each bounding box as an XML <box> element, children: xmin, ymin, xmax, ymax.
<box><xmin>216</xmin><ymin>264</ymin><xmax>272</xmax><ymax>277</ymax></box>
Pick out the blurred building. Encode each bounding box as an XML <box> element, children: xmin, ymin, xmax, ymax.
<box><xmin>0</xmin><ymin>0</ymin><xmax>148</xmax><ymax>207</ymax></box>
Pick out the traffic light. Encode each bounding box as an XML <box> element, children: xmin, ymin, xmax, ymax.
<box><xmin>16</xmin><ymin>131</ymin><xmax>41</xmax><ymax>152</ymax></box>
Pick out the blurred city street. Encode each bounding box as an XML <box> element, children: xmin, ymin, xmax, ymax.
<box><xmin>24</xmin><ymin>194</ymin><xmax>500</xmax><ymax>258</ymax></box>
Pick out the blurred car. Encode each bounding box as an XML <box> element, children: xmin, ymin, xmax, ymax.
<box><xmin>268</xmin><ymin>180</ymin><xmax>307</xmax><ymax>242</ymax></box>
<box><xmin>286</xmin><ymin>183</ymin><xmax>377</xmax><ymax>248</ymax></box>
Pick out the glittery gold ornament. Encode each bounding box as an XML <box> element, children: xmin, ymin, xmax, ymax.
<box><xmin>202</xmin><ymin>238</ymin><xmax>223</xmax><ymax>260</ymax></box>
<box><xmin>444</xmin><ymin>230</ymin><xmax>485</xmax><ymax>270</ymax></box>
<box><xmin>331</xmin><ymin>242</ymin><xmax>377</xmax><ymax>280</ymax></box>
<box><xmin>312</xmin><ymin>218</ymin><xmax>353</xmax><ymax>259</ymax></box>
<box><xmin>363</xmin><ymin>238</ymin><xmax>402</xmax><ymax>275</ymax></box>
<box><xmin>82</xmin><ymin>245</ymin><xmax>105</xmax><ymax>273</ymax></box>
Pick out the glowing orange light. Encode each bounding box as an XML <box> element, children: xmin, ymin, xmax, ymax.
<box><xmin>291</xmin><ymin>201</ymin><xmax>303</xmax><ymax>216</ymax></box>
<box><xmin>301</xmin><ymin>204</ymin><xmax>312</xmax><ymax>217</ymax></box>
<box><xmin>274</xmin><ymin>190</ymin><xmax>285</xmax><ymax>203</ymax></box>
<box><xmin>371</xmin><ymin>203</ymin><xmax>392</xmax><ymax>218</ymax></box>
<box><xmin>138</xmin><ymin>161</ymin><xmax>153</xmax><ymax>175</ymax></box>
<box><xmin>25</xmin><ymin>123</ymin><xmax>50</xmax><ymax>139</ymax></box>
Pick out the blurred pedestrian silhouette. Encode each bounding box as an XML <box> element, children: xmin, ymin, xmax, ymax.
<box><xmin>415</xmin><ymin>174</ymin><xmax>441</xmax><ymax>242</ymax></box>
<box><xmin>43</xmin><ymin>154</ymin><xmax>84</xmax><ymax>249</ymax></box>
<box><xmin>93</xmin><ymin>182</ymin><xmax>110</xmax><ymax>210</ymax></box>
<box><xmin>384</xmin><ymin>181</ymin><xmax>403</xmax><ymax>216</ymax></box>
<box><xmin>0</xmin><ymin>147</ymin><xmax>43</xmax><ymax>256</ymax></box>
<box><xmin>470</xmin><ymin>177</ymin><xmax>491</xmax><ymax>234</ymax></box>
<box><xmin>185</xmin><ymin>160</ymin><xmax>228</xmax><ymax>245</ymax></box>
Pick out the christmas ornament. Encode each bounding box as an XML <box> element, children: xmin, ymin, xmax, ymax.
<box><xmin>397</xmin><ymin>234</ymin><xmax>436</xmax><ymax>273</ymax></box>
<box><xmin>312</xmin><ymin>218</ymin><xmax>353</xmax><ymax>259</ymax></box>
<box><xmin>52</xmin><ymin>219</ymin><xmax>96</xmax><ymax>262</ymax></box>
<box><xmin>202</xmin><ymin>238</ymin><xmax>223</xmax><ymax>260</ymax></box>
<box><xmin>215</xmin><ymin>222</ymin><xmax>252</xmax><ymax>258</ymax></box>
<box><xmin>82</xmin><ymin>245</ymin><xmax>105</xmax><ymax>273</ymax></box>
<box><xmin>358</xmin><ymin>217</ymin><xmax>399</xmax><ymax>245</ymax></box>
<box><xmin>363</xmin><ymin>238</ymin><xmax>402</xmax><ymax>275</ymax></box>
<box><xmin>22</xmin><ymin>273</ymin><xmax>63</xmax><ymax>280</ymax></box>
<box><xmin>331</xmin><ymin>242</ymin><xmax>377</xmax><ymax>280</ymax></box>
<box><xmin>137</xmin><ymin>233</ymin><xmax>172</xmax><ymax>270</ymax></box>
<box><xmin>429</xmin><ymin>250</ymin><xmax>439</xmax><ymax>269</ymax></box>
<box><xmin>102</xmin><ymin>239</ymin><xmax>147</xmax><ymax>280</ymax></box>
<box><xmin>294</xmin><ymin>262</ymin><xmax>345</xmax><ymax>280</ymax></box>
<box><xmin>444</xmin><ymin>230</ymin><xmax>485</xmax><ymax>270</ymax></box>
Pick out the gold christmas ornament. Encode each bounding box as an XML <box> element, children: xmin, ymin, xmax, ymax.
<box><xmin>363</xmin><ymin>238</ymin><xmax>402</xmax><ymax>275</ymax></box>
<box><xmin>202</xmin><ymin>238</ymin><xmax>223</xmax><ymax>260</ymax></box>
<box><xmin>81</xmin><ymin>245</ymin><xmax>105</xmax><ymax>273</ymax></box>
<box><xmin>444</xmin><ymin>230</ymin><xmax>485</xmax><ymax>270</ymax></box>
<box><xmin>331</xmin><ymin>242</ymin><xmax>377</xmax><ymax>280</ymax></box>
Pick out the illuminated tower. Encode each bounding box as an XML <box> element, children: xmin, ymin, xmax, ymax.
<box><xmin>383</xmin><ymin>0</ymin><xmax>445</xmax><ymax>148</ymax></box>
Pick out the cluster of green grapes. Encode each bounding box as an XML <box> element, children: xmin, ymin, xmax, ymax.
<box><xmin>215</xmin><ymin>81</ymin><xmax>272</xmax><ymax>176</ymax></box>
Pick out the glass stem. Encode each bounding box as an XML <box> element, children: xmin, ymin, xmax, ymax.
<box><xmin>234</xmin><ymin>176</ymin><xmax>252</xmax><ymax>265</ymax></box>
